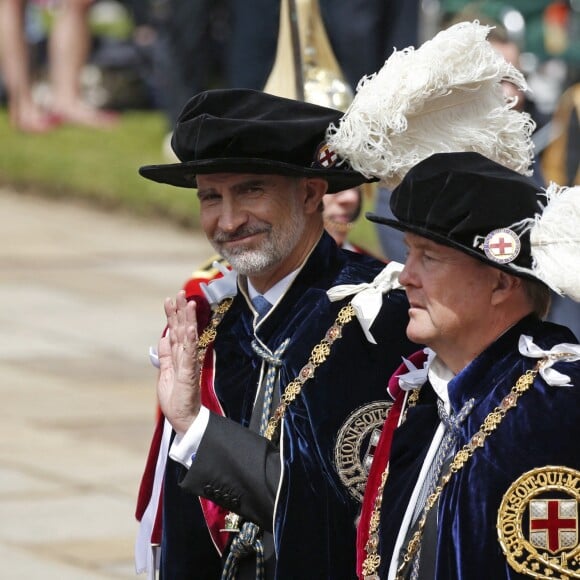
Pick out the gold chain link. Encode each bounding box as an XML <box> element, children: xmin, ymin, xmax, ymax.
<box><xmin>205</xmin><ymin>299</ymin><xmax>357</xmax><ymax>533</ymax></box>
<box><xmin>197</xmin><ymin>298</ymin><xmax>233</xmax><ymax>351</ymax></box>
<box><xmin>264</xmin><ymin>304</ymin><xmax>356</xmax><ymax>440</ymax></box>
<box><xmin>197</xmin><ymin>300</ymin><xmax>356</xmax><ymax>441</ymax></box>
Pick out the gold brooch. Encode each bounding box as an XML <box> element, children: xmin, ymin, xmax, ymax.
<box><xmin>498</xmin><ymin>465</ymin><xmax>580</xmax><ymax>578</ymax></box>
<box><xmin>334</xmin><ymin>401</ymin><xmax>393</xmax><ymax>502</ymax></box>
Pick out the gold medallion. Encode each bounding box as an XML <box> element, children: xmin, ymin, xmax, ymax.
<box><xmin>334</xmin><ymin>401</ymin><xmax>392</xmax><ymax>502</ymax></box>
<box><xmin>498</xmin><ymin>465</ymin><xmax>580</xmax><ymax>578</ymax></box>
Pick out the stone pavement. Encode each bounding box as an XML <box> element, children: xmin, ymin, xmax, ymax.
<box><xmin>0</xmin><ymin>187</ymin><xmax>213</xmax><ymax>579</ymax></box>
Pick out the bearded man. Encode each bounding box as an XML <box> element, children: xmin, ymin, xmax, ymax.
<box><xmin>135</xmin><ymin>88</ymin><xmax>416</xmax><ymax>579</ymax></box>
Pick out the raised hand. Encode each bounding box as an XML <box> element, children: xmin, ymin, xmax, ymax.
<box><xmin>157</xmin><ymin>290</ymin><xmax>201</xmax><ymax>435</ymax></box>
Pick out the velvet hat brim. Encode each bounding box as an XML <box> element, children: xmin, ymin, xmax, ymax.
<box><xmin>139</xmin><ymin>158</ymin><xmax>372</xmax><ymax>193</ymax></box>
<box><xmin>139</xmin><ymin>88</ymin><xmax>375</xmax><ymax>193</ymax></box>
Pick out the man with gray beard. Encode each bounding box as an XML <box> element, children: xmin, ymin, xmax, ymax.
<box><xmin>134</xmin><ymin>88</ymin><xmax>416</xmax><ymax>579</ymax></box>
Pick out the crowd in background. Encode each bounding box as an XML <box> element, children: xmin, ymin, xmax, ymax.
<box><xmin>1</xmin><ymin>2</ymin><xmax>579</xmax><ymax>139</ymax></box>
<box><xmin>0</xmin><ymin>0</ymin><xmax>579</xmax><ymax>334</ymax></box>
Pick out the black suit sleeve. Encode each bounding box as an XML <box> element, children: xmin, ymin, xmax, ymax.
<box><xmin>178</xmin><ymin>412</ymin><xmax>281</xmax><ymax>532</ymax></box>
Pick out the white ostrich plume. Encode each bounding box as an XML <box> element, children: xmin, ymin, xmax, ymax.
<box><xmin>528</xmin><ymin>183</ymin><xmax>580</xmax><ymax>301</ymax></box>
<box><xmin>326</xmin><ymin>21</ymin><xmax>536</xmax><ymax>189</ymax></box>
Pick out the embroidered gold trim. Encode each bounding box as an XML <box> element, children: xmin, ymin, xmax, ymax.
<box><xmin>362</xmin><ymin>361</ymin><xmax>545</xmax><ymax>579</ymax></box>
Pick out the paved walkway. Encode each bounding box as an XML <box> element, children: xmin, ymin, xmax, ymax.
<box><xmin>0</xmin><ymin>188</ymin><xmax>213</xmax><ymax>579</ymax></box>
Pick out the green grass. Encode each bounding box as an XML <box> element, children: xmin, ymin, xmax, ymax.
<box><xmin>0</xmin><ymin>109</ymin><xmax>203</xmax><ymax>228</ymax></box>
<box><xmin>0</xmin><ymin>107</ymin><xmax>383</xmax><ymax>254</ymax></box>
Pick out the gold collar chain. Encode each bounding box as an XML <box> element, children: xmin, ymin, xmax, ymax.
<box><xmin>206</xmin><ymin>298</ymin><xmax>357</xmax><ymax>534</ymax></box>
<box><xmin>362</xmin><ymin>387</ymin><xmax>421</xmax><ymax>578</ymax></box>
<box><xmin>197</xmin><ymin>298</ymin><xmax>234</xmax><ymax>355</ymax></box>
<box><xmin>362</xmin><ymin>361</ymin><xmax>543</xmax><ymax>579</ymax></box>
<box><xmin>264</xmin><ymin>303</ymin><xmax>355</xmax><ymax>439</ymax></box>
<box><xmin>198</xmin><ymin>298</ymin><xmax>356</xmax><ymax>441</ymax></box>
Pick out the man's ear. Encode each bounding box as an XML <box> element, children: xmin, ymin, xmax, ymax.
<box><xmin>490</xmin><ymin>271</ymin><xmax>522</xmax><ymax>306</ymax></box>
<box><xmin>303</xmin><ymin>178</ymin><xmax>328</xmax><ymax>213</ymax></box>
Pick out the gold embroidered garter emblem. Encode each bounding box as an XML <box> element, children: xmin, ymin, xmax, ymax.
<box><xmin>498</xmin><ymin>466</ymin><xmax>580</xmax><ymax>579</ymax></box>
<box><xmin>334</xmin><ymin>400</ymin><xmax>392</xmax><ymax>502</ymax></box>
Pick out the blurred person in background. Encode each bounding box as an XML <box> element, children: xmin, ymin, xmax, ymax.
<box><xmin>134</xmin><ymin>0</ymin><xmax>421</xmax><ymax>139</ymax></box>
<box><xmin>474</xmin><ymin>18</ymin><xmax>548</xmax><ymax>185</ymax></box>
<box><xmin>228</xmin><ymin>0</ymin><xmax>420</xmax><ymax>93</ymax></box>
<box><xmin>132</xmin><ymin>0</ymin><xmax>230</xmax><ymax>128</ymax></box>
<box><xmin>322</xmin><ymin>185</ymin><xmax>373</xmax><ymax>254</ymax></box>
<box><xmin>540</xmin><ymin>81</ymin><xmax>580</xmax><ymax>337</ymax></box>
<box><xmin>438</xmin><ymin>0</ymin><xmax>580</xmax><ymax>66</ymax></box>
<box><xmin>0</xmin><ymin>0</ymin><xmax>119</xmax><ymax>132</ymax></box>
<box><xmin>542</xmin><ymin>81</ymin><xmax>580</xmax><ymax>186</ymax></box>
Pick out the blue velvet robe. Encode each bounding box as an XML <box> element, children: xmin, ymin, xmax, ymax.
<box><xmin>162</xmin><ymin>232</ymin><xmax>417</xmax><ymax>579</ymax></box>
<box><xmin>377</xmin><ymin>315</ymin><xmax>580</xmax><ymax>579</ymax></box>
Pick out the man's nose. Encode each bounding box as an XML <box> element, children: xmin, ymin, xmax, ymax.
<box><xmin>217</xmin><ymin>198</ymin><xmax>248</xmax><ymax>232</ymax></box>
<box><xmin>398</xmin><ymin>262</ymin><xmax>414</xmax><ymax>287</ymax></box>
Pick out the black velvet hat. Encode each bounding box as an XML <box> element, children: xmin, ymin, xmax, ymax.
<box><xmin>139</xmin><ymin>89</ymin><xmax>373</xmax><ymax>193</ymax></box>
<box><xmin>366</xmin><ymin>152</ymin><xmax>542</xmax><ymax>279</ymax></box>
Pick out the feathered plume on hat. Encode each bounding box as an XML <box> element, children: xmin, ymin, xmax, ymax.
<box><xmin>325</xmin><ymin>21</ymin><xmax>536</xmax><ymax>189</ymax></box>
<box><xmin>512</xmin><ymin>183</ymin><xmax>580</xmax><ymax>301</ymax></box>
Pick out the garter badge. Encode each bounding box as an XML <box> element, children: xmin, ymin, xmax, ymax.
<box><xmin>313</xmin><ymin>142</ymin><xmax>339</xmax><ymax>168</ymax></box>
<box><xmin>334</xmin><ymin>401</ymin><xmax>392</xmax><ymax>502</ymax></box>
<box><xmin>482</xmin><ymin>228</ymin><xmax>521</xmax><ymax>264</ymax></box>
<box><xmin>498</xmin><ymin>466</ymin><xmax>580</xmax><ymax>579</ymax></box>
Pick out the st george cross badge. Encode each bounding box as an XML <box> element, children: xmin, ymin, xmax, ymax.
<box><xmin>529</xmin><ymin>498</ymin><xmax>578</xmax><ymax>553</ymax></box>
<box><xmin>498</xmin><ymin>466</ymin><xmax>580</xmax><ymax>578</ymax></box>
<box><xmin>313</xmin><ymin>142</ymin><xmax>339</xmax><ymax>169</ymax></box>
<box><xmin>482</xmin><ymin>227</ymin><xmax>521</xmax><ymax>264</ymax></box>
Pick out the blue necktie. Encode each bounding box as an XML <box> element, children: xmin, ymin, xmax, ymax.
<box><xmin>252</xmin><ymin>295</ymin><xmax>272</xmax><ymax>319</ymax></box>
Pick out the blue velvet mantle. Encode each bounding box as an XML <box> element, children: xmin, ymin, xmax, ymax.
<box><xmin>377</xmin><ymin>315</ymin><xmax>580</xmax><ymax>579</ymax></box>
<box><xmin>162</xmin><ymin>232</ymin><xmax>417</xmax><ymax>579</ymax></box>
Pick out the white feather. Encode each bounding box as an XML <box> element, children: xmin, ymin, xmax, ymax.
<box><xmin>326</xmin><ymin>21</ymin><xmax>536</xmax><ymax>188</ymax></box>
<box><xmin>530</xmin><ymin>183</ymin><xmax>580</xmax><ymax>301</ymax></box>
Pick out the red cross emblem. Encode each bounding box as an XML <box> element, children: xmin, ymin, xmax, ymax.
<box><xmin>315</xmin><ymin>143</ymin><xmax>338</xmax><ymax>168</ymax></box>
<box><xmin>489</xmin><ymin>237</ymin><xmax>513</xmax><ymax>255</ymax></box>
<box><xmin>529</xmin><ymin>499</ymin><xmax>578</xmax><ymax>554</ymax></box>
<box><xmin>482</xmin><ymin>228</ymin><xmax>521</xmax><ymax>264</ymax></box>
